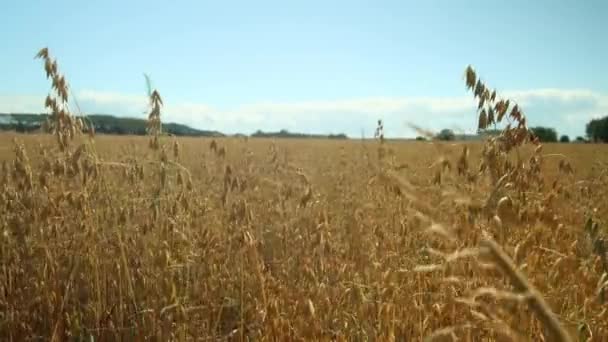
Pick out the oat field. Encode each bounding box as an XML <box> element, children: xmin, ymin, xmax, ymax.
<box><xmin>1</xmin><ymin>53</ymin><xmax>608</xmax><ymax>341</ymax></box>
<box><xmin>1</xmin><ymin>131</ymin><xmax>607</xmax><ymax>341</ymax></box>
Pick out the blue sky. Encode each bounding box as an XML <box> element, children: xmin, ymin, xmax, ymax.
<box><xmin>1</xmin><ymin>0</ymin><xmax>607</xmax><ymax>138</ymax></box>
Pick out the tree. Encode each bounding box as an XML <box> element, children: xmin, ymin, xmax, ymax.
<box><xmin>15</xmin><ymin>121</ymin><xmax>26</xmax><ymax>133</ymax></box>
<box><xmin>530</xmin><ymin>126</ymin><xmax>558</xmax><ymax>143</ymax></box>
<box><xmin>575</xmin><ymin>136</ymin><xmax>585</xmax><ymax>143</ymax></box>
<box><xmin>586</xmin><ymin>116</ymin><xmax>608</xmax><ymax>143</ymax></box>
<box><xmin>559</xmin><ymin>135</ymin><xmax>570</xmax><ymax>143</ymax></box>
<box><xmin>479</xmin><ymin>128</ymin><xmax>501</xmax><ymax>137</ymax></box>
<box><xmin>436</xmin><ymin>129</ymin><xmax>455</xmax><ymax>141</ymax></box>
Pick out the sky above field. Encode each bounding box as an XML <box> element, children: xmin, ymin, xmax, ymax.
<box><xmin>1</xmin><ymin>0</ymin><xmax>607</xmax><ymax>138</ymax></box>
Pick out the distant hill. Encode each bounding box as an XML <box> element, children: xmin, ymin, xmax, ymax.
<box><xmin>0</xmin><ymin>113</ymin><xmax>349</xmax><ymax>139</ymax></box>
<box><xmin>0</xmin><ymin>113</ymin><xmax>225</xmax><ymax>137</ymax></box>
<box><xmin>251</xmin><ymin>129</ymin><xmax>347</xmax><ymax>139</ymax></box>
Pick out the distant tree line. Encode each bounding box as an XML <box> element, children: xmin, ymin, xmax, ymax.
<box><xmin>0</xmin><ymin>113</ymin><xmax>349</xmax><ymax>139</ymax></box>
<box><xmin>0</xmin><ymin>113</ymin><xmax>225</xmax><ymax>137</ymax></box>
<box><xmin>4</xmin><ymin>113</ymin><xmax>608</xmax><ymax>142</ymax></box>
<box><xmin>250</xmin><ymin>129</ymin><xmax>348</xmax><ymax>139</ymax></box>
<box><xmin>434</xmin><ymin>116</ymin><xmax>608</xmax><ymax>143</ymax></box>
<box><xmin>1</xmin><ymin>121</ymin><xmax>41</xmax><ymax>133</ymax></box>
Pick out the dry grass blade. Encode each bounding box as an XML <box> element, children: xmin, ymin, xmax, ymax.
<box><xmin>480</xmin><ymin>238</ymin><xmax>573</xmax><ymax>342</ymax></box>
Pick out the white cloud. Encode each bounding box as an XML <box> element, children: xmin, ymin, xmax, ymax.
<box><xmin>76</xmin><ymin>90</ymin><xmax>148</xmax><ymax>118</ymax></box>
<box><xmin>1</xmin><ymin>88</ymin><xmax>606</xmax><ymax>138</ymax></box>
<box><xmin>0</xmin><ymin>95</ymin><xmax>45</xmax><ymax>113</ymax></box>
<box><xmin>501</xmin><ymin>89</ymin><xmax>608</xmax><ymax>137</ymax></box>
<box><xmin>504</xmin><ymin>88</ymin><xmax>601</xmax><ymax>102</ymax></box>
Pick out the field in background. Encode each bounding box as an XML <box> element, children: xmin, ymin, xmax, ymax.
<box><xmin>1</xmin><ymin>132</ymin><xmax>607</xmax><ymax>341</ymax></box>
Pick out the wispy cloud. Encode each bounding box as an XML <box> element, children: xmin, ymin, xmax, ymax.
<box><xmin>0</xmin><ymin>95</ymin><xmax>45</xmax><ymax>113</ymax></box>
<box><xmin>1</xmin><ymin>88</ymin><xmax>606</xmax><ymax>138</ymax></box>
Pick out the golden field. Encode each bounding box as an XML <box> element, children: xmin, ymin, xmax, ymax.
<box><xmin>1</xmin><ymin>132</ymin><xmax>607</xmax><ymax>341</ymax></box>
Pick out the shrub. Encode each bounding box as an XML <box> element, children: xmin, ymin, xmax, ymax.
<box><xmin>435</xmin><ymin>128</ymin><xmax>455</xmax><ymax>141</ymax></box>
<box><xmin>530</xmin><ymin>126</ymin><xmax>558</xmax><ymax>142</ymax></box>
<box><xmin>586</xmin><ymin>116</ymin><xmax>608</xmax><ymax>142</ymax></box>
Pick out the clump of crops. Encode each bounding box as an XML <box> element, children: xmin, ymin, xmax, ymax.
<box><xmin>0</xmin><ymin>48</ymin><xmax>606</xmax><ymax>341</ymax></box>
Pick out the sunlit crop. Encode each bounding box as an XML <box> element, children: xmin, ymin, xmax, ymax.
<box><xmin>0</xmin><ymin>48</ymin><xmax>607</xmax><ymax>341</ymax></box>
